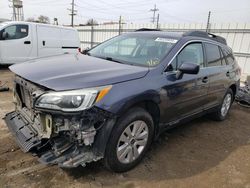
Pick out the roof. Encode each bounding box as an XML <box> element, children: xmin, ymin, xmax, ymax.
<box><xmin>126</xmin><ymin>30</ymin><xmax>183</xmax><ymax>39</ymax></box>
<box><xmin>130</xmin><ymin>29</ymin><xmax>227</xmax><ymax>45</ymax></box>
<box><xmin>1</xmin><ymin>21</ymin><xmax>77</xmax><ymax>31</ymax></box>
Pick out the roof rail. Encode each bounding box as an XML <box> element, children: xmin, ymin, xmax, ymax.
<box><xmin>183</xmin><ymin>30</ymin><xmax>227</xmax><ymax>45</ymax></box>
<box><xmin>135</xmin><ymin>28</ymin><xmax>161</xmax><ymax>32</ymax></box>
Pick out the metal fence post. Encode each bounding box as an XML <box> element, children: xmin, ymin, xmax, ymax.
<box><xmin>91</xmin><ymin>24</ymin><xmax>94</xmax><ymax>48</ymax></box>
<box><xmin>118</xmin><ymin>16</ymin><xmax>122</xmax><ymax>35</ymax></box>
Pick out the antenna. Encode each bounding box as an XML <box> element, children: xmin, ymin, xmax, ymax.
<box><xmin>206</xmin><ymin>11</ymin><xmax>211</xmax><ymax>33</ymax></box>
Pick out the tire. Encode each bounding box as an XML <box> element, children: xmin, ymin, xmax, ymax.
<box><xmin>210</xmin><ymin>88</ymin><xmax>233</xmax><ymax>121</ymax></box>
<box><xmin>104</xmin><ymin>107</ymin><xmax>154</xmax><ymax>172</ymax></box>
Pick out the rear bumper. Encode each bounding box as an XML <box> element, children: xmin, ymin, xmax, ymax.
<box><xmin>4</xmin><ymin>111</ymin><xmax>41</xmax><ymax>152</ymax></box>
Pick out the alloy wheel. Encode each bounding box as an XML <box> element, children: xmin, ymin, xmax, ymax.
<box><xmin>221</xmin><ymin>93</ymin><xmax>232</xmax><ymax>117</ymax></box>
<box><xmin>116</xmin><ymin>120</ymin><xmax>149</xmax><ymax>164</ymax></box>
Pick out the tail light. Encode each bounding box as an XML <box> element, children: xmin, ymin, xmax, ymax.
<box><xmin>78</xmin><ymin>48</ymin><xmax>81</xmax><ymax>53</ymax></box>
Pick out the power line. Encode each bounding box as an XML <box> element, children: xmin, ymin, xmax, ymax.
<box><xmin>76</xmin><ymin>4</ymin><xmax>149</xmax><ymax>16</ymax></box>
<box><xmin>76</xmin><ymin>1</ymin><xmax>149</xmax><ymax>13</ymax></box>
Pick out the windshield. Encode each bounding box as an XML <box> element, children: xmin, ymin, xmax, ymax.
<box><xmin>88</xmin><ymin>34</ymin><xmax>178</xmax><ymax>67</ymax></box>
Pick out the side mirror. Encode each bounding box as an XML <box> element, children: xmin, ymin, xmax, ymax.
<box><xmin>176</xmin><ymin>62</ymin><xmax>200</xmax><ymax>79</ymax></box>
<box><xmin>1</xmin><ymin>31</ymin><xmax>8</xmax><ymax>40</ymax></box>
<box><xmin>82</xmin><ymin>47</ymin><xmax>90</xmax><ymax>55</ymax></box>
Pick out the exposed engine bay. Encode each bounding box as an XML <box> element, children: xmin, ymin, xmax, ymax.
<box><xmin>4</xmin><ymin>76</ymin><xmax>115</xmax><ymax>168</ymax></box>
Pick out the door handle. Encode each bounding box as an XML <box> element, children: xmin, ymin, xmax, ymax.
<box><xmin>24</xmin><ymin>41</ymin><xmax>31</xmax><ymax>44</ymax></box>
<box><xmin>202</xmin><ymin>76</ymin><xmax>208</xmax><ymax>83</ymax></box>
<box><xmin>42</xmin><ymin>41</ymin><xmax>45</xmax><ymax>46</ymax></box>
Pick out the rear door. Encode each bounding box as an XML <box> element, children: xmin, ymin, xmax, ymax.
<box><xmin>0</xmin><ymin>24</ymin><xmax>33</xmax><ymax>64</ymax></box>
<box><xmin>61</xmin><ymin>28</ymin><xmax>80</xmax><ymax>53</ymax></box>
<box><xmin>162</xmin><ymin>42</ymin><xmax>210</xmax><ymax>123</ymax></box>
<box><xmin>37</xmin><ymin>25</ymin><xmax>62</xmax><ymax>57</ymax></box>
<box><xmin>204</xmin><ymin>42</ymin><xmax>230</xmax><ymax>109</ymax></box>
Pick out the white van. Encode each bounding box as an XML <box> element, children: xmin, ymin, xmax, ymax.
<box><xmin>0</xmin><ymin>21</ymin><xmax>80</xmax><ymax>65</ymax></box>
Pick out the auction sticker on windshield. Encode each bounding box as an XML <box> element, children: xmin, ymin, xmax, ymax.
<box><xmin>155</xmin><ymin>37</ymin><xmax>178</xmax><ymax>43</ymax></box>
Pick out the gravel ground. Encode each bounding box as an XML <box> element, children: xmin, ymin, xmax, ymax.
<box><xmin>0</xmin><ymin>67</ymin><xmax>250</xmax><ymax>188</ymax></box>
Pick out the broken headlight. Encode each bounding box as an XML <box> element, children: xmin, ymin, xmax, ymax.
<box><xmin>35</xmin><ymin>86</ymin><xmax>112</xmax><ymax>112</ymax></box>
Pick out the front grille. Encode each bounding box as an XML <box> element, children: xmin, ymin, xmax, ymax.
<box><xmin>14</xmin><ymin>76</ymin><xmax>46</xmax><ymax>121</ymax></box>
<box><xmin>14</xmin><ymin>76</ymin><xmax>46</xmax><ymax>109</ymax></box>
<box><xmin>16</xmin><ymin>83</ymin><xmax>33</xmax><ymax>109</ymax></box>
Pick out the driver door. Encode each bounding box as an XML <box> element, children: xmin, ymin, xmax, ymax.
<box><xmin>0</xmin><ymin>24</ymin><xmax>33</xmax><ymax>64</ymax></box>
<box><xmin>161</xmin><ymin>42</ymin><xmax>210</xmax><ymax>123</ymax></box>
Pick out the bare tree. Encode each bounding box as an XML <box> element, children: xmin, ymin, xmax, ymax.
<box><xmin>26</xmin><ymin>17</ymin><xmax>36</xmax><ymax>22</ymax></box>
<box><xmin>86</xmin><ymin>19</ymin><xmax>98</xmax><ymax>26</ymax></box>
<box><xmin>37</xmin><ymin>15</ymin><xmax>50</xmax><ymax>24</ymax></box>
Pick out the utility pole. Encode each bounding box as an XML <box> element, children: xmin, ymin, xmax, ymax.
<box><xmin>150</xmin><ymin>4</ymin><xmax>159</xmax><ymax>23</ymax></box>
<box><xmin>156</xmin><ymin>13</ymin><xmax>160</xmax><ymax>29</ymax></box>
<box><xmin>206</xmin><ymin>11</ymin><xmax>211</xmax><ymax>33</ymax></box>
<box><xmin>68</xmin><ymin>0</ymin><xmax>77</xmax><ymax>27</ymax></box>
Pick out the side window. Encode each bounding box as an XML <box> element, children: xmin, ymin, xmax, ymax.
<box><xmin>0</xmin><ymin>24</ymin><xmax>28</xmax><ymax>40</ymax></box>
<box><xmin>222</xmin><ymin>48</ymin><xmax>235</xmax><ymax>65</ymax></box>
<box><xmin>205</xmin><ymin>43</ymin><xmax>222</xmax><ymax>67</ymax></box>
<box><xmin>168</xmin><ymin>43</ymin><xmax>204</xmax><ymax>71</ymax></box>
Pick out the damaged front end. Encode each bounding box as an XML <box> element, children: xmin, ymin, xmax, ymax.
<box><xmin>4</xmin><ymin>76</ymin><xmax>115</xmax><ymax>168</ymax></box>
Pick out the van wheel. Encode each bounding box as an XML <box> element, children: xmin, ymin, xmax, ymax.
<box><xmin>104</xmin><ymin>107</ymin><xmax>154</xmax><ymax>172</ymax></box>
<box><xmin>211</xmin><ymin>88</ymin><xmax>233</xmax><ymax>121</ymax></box>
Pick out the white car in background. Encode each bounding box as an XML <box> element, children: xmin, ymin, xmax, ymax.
<box><xmin>0</xmin><ymin>21</ymin><xmax>80</xmax><ymax>65</ymax></box>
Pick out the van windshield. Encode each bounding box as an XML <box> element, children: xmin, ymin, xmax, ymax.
<box><xmin>88</xmin><ymin>34</ymin><xmax>178</xmax><ymax>67</ymax></box>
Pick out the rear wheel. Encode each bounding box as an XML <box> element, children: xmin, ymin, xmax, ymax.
<box><xmin>104</xmin><ymin>107</ymin><xmax>154</xmax><ymax>172</ymax></box>
<box><xmin>211</xmin><ymin>88</ymin><xmax>233</xmax><ymax>121</ymax></box>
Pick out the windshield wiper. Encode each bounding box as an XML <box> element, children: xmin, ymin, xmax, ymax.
<box><xmin>97</xmin><ymin>56</ymin><xmax>125</xmax><ymax>64</ymax></box>
<box><xmin>94</xmin><ymin>55</ymin><xmax>140</xmax><ymax>66</ymax></box>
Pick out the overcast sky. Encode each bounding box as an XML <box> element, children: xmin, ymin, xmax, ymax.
<box><xmin>0</xmin><ymin>0</ymin><xmax>250</xmax><ymax>25</ymax></box>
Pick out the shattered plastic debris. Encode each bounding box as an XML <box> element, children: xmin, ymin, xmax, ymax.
<box><xmin>236</xmin><ymin>81</ymin><xmax>250</xmax><ymax>108</ymax></box>
<box><xmin>0</xmin><ymin>81</ymin><xmax>9</xmax><ymax>92</ymax></box>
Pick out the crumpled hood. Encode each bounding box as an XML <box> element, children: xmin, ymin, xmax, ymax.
<box><xmin>10</xmin><ymin>54</ymin><xmax>149</xmax><ymax>91</ymax></box>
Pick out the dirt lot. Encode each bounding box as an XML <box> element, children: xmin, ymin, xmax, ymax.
<box><xmin>0</xmin><ymin>67</ymin><xmax>250</xmax><ymax>188</ymax></box>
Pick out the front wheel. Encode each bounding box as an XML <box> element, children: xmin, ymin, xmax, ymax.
<box><xmin>104</xmin><ymin>107</ymin><xmax>154</xmax><ymax>172</ymax></box>
<box><xmin>211</xmin><ymin>88</ymin><xmax>233</xmax><ymax>121</ymax></box>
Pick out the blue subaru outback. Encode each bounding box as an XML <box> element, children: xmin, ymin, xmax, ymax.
<box><xmin>5</xmin><ymin>30</ymin><xmax>241</xmax><ymax>172</ymax></box>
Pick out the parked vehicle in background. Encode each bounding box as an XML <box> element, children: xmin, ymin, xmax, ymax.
<box><xmin>0</xmin><ymin>21</ymin><xmax>80</xmax><ymax>65</ymax></box>
<box><xmin>4</xmin><ymin>30</ymin><xmax>241</xmax><ymax>172</ymax></box>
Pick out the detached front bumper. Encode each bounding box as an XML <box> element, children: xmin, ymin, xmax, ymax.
<box><xmin>5</xmin><ymin>111</ymin><xmax>41</xmax><ymax>152</ymax></box>
<box><xmin>4</xmin><ymin>108</ymin><xmax>116</xmax><ymax>168</ymax></box>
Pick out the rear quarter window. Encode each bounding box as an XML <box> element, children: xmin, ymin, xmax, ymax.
<box><xmin>222</xmin><ymin>48</ymin><xmax>235</xmax><ymax>65</ymax></box>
